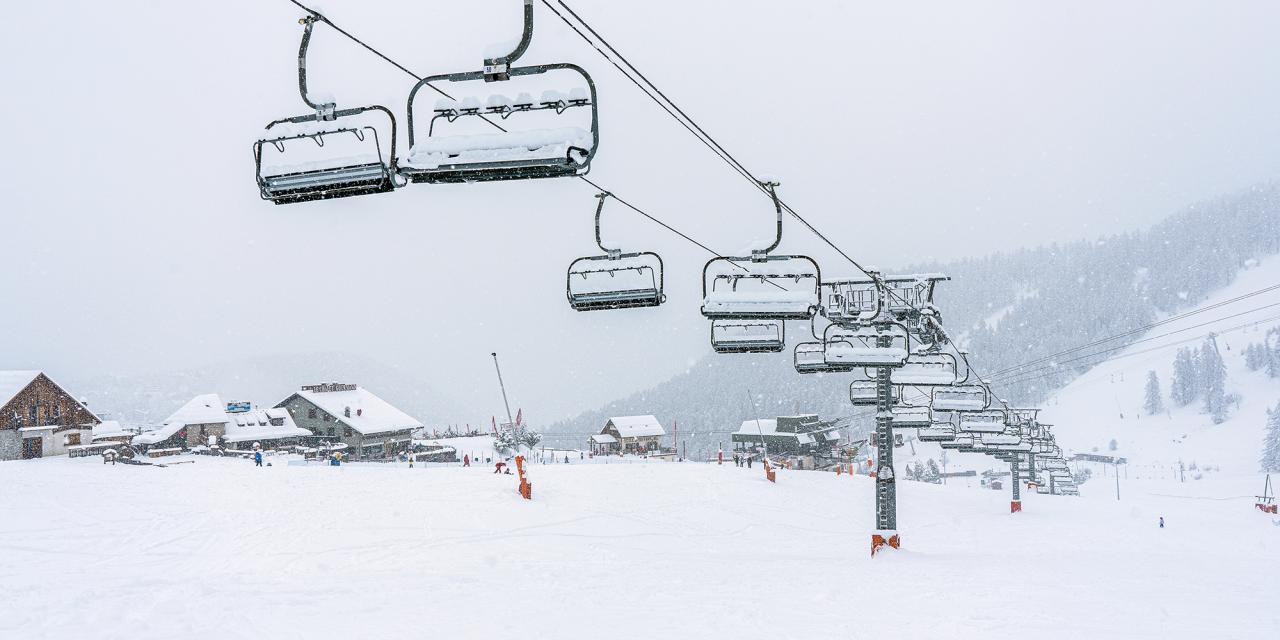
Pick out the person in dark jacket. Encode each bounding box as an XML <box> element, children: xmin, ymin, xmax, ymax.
<box><xmin>254</xmin><ymin>450</ymin><xmax>263</xmax><ymax>467</ymax></box>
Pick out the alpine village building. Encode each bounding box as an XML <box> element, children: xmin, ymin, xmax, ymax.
<box><xmin>591</xmin><ymin>415</ymin><xmax>666</xmax><ymax>455</ymax></box>
<box><xmin>276</xmin><ymin>383</ymin><xmax>423</xmax><ymax>459</ymax></box>
<box><xmin>0</xmin><ymin>371</ymin><xmax>101</xmax><ymax>461</ymax></box>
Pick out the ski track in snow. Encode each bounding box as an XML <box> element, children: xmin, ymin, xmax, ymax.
<box><xmin>0</xmin><ymin>456</ymin><xmax>1276</xmax><ymax>639</ymax></box>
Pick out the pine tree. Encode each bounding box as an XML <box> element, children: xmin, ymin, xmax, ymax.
<box><xmin>1245</xmin><ymin>344</ymin><xmax>1264</xmax><ymax>371</ymax></box>
<box><xmin>1143</xmin><ymin>370</ymin><xmax>1164</xmax><ymax>415</ymax></box>
<box><xmin>1262</xmin><ymin>402</ymin><xmax>1280</xmax><ymax>473</ymax></box>
<box><xmin>1201</xmin><ymin>336</ymin><xmax>1228</xmax><ymax>424</ymax></box>
<box><xmin>1171</xmin><ymin>348</ymin><xmax>1199</xmax><ymax>406</ymax></box>
<box><xmin>925</xmin><ymin>458</ymin><xmax>941</xmax><ymax>483</ymax></box>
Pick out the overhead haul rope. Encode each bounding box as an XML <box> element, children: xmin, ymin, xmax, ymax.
<box><xmin>541</xmin><ymin>0</ymin><xmax>877</xmax><ymax>279</ymax></box>
<box><xmin>986</xmin><ymin>283</ymin><xmax>1280</xmax><ymax>378</ymax></box>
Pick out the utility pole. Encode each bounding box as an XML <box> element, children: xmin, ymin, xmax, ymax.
<box><xmin>490</xmin><ymin>353</ymin><xmax>517</xmax><ymax>437</ymax></box>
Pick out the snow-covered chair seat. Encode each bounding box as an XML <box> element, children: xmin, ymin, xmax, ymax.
<box><xmin>701</xmin><ymin>290</ymin><xmax>817</xmax><ymax>320</ymax></box>
<box><xmin>401</xmin><ymin>127</ymin><xmax>592</xmax><ymax>183</ymax></box>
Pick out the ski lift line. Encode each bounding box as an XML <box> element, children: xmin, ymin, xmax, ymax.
<box><xmin>541</xmin><ymin>0</ymin><xmax>878</xmax><ymax>280</ymax></box>
<box><xmin>537</xmin><ymin>0</ymin><xmax>760</xmax><ymax>190</ymax></box>
<box><xmin>988</xmin><ymin>302</ymin><xmax>1280</xmax><ymax>384</ymax></box>
<box><xmin>279</xmin><ymin>1</ymin><xmax>738</xmax><ymax>264</ymax></box>
<box><xmin>986</xmin><ymin>282</ymin><xmax>1280</xmax><ymax>378</ymax></box>
<box><xmin>992</xmin><ymin>311</ymin><xmax>1280</xmax><ymax>389</ymax></box>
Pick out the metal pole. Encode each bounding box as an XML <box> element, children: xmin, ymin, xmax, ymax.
<box><xmin>1115</xmin><ymin>462</ymin><xmax>1121</xmax><ymax>501</ymax></box>
<box><xmin>490</xmin><ymin>352</ymin><xmax>517</xmax><ymax>435</ymax></box>
<box><xmin>1011</xmin><ymin>456</ymin><xmax>1021</xmax><ymax>513</ymax></box>
<box><xmin>872</xmin><ymin>330</ymin><xmax>898</xmax><ymax>554</ymax></box>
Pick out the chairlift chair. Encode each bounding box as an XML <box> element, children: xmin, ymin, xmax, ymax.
<box><xmin>254</xmin><ymin>15</ymin><xmax>400</xmax><ymax>204</ymax></box>
<box><xmin>711</xmin><ymin>320</ymin><xmax>785</xmax><ymax>354</ymax></box>
<box><xmin>566</xmin><ymin>193</ymin><xmax>665</xmax><ymax>311</ymax></box>
<box><xmin>849</xmin><ymin>380</ymin><xmax>896</xmax><ymax>405</ymax></box>
<box><xmin>958</xmin><ymin>410</ymin><xmax>1008</xmax><ymax>434</ymax></box>
<box><xmin>890</xmin><ymin>352</ymin><xmax>966</xmax><ymax>386</ymax></box>
<box><xmin>701</xmin><ymin>183</ymin><xmax>820</xmax><ymax>321</ymax></box>
<box><xmin>794</xmin><ymin>342</ymin><xmax>862</xmax><ymax>374</ymax></box>
<box><xmin>931</xmin><ymin>385</ymin><xmax>990</xmax><ymax>412</ymax></box>
<box><xmin>938</xmin><ymin>434</ymin><xmax>978</xmax><ymax>451</ymax></box>
<box><xmin>890</xmin><ymin>406</ymin><xmax>931</xmax><ymax>429</ymax></box>
<box><xmin>823</xmin><ymin>324</ymin><xmax>911</xmax><ymax>368</ymax></box>
<box><xmin>916</xmin><ymin>424</ymin><xmax>958</xmax><ymax>442</ymax></box>
<box><xmin>400</xmin><ymin>2</ymin><xmax>599</xmax><ymax>183</ymax></box>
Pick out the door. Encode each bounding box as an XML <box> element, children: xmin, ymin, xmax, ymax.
<box><xmin>22</xmin><ymin>437</ymin><xmax>43</xmax><ymax>459</ymax></box>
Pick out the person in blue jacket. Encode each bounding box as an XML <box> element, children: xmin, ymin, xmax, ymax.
<box><xmin>254</xmin><ymin>450</ymin><xmax>263</xmax><ymax>467</ymax></box>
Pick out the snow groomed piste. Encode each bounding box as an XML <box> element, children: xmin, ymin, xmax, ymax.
<box><xmin>251</xmin><ymin>0</ymin><xmax>1081</xmax><ymax>555</ymax></box>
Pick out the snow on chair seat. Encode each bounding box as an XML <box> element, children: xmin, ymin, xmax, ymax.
<box><xmin>931</xmin><ymin>385</ymin><xmax>989</xmax><ymax>412</ymax></box>
<box><xmin>917</xmin><ymin>424</ymin><xmax>958</xmax><ymax>442</ymax></box>
<box><xmin>402</xmin><ymin>127</ymin><xmax>591</xmax><ymax>175</ymax></box>
<box><xmin>795</xmin><ymin>342</ymin><xmax>862</xmax><ymax>374</ymax></box>
<box><xmin>701</xmin><ymin>251</ymin><xmax>820</xmax><ymax>321</ymax></box>
<box><xmin>711</xmin><ymin>320</ymin><xmax>784</xmax><ymax>354</ymax></box>
<box><xmin>849</xmin><ymin>380</ymin><xmax>896</xmax><ymax>406</ymax></box>
<box><xmin>823</xmin><ymin>324</ymin><xmax>910</xmax><ymax>368</ymax></box>
<box><xmin>890</xmin><ymin>406</ymin><xmax>931</xmax><ymax>428</ymax></box>
<box><xmin>938</xmin><ymin>434</ymin><xmax>977</xmax><ymax>450</ymax></box>
<box><xmin>958</xmin><ymin>410</ymin><xmax>1008</xmax><ymax>434</ymax></box>
<box><xmin>890</xmin><ymin>353</ymin><xmax>961</xmax><ymax>386</ymax></box>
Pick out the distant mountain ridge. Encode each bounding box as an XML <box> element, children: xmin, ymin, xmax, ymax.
<box><xmin>546</xmin><ymin>183</ymin><xmax>1280</xmax><ymax>457</ymax></box>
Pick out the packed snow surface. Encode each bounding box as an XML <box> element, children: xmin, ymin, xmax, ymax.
<box><xmin>1</xmin><ymin>456</ymin><xmax>1275</xmax><ymax>639</ymax></box>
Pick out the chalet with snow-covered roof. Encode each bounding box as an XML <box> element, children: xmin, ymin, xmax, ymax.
<box><xmin>595</xmin><ymin>415</ymin><xmax>665</xmax><ymax>454</ymax></box>
<box><xmin>276</xmin><ymin>383</ymin><xmax>423</xmax><ymax>459</ymax></box>
<box><xmin>132</xmin><ymin>394</ymin><xmax>310</xmax><ymax>451</ymax></box>
<box><xmin>0</xmin><ymin>370</ymin><xmax>100</xmax><ymax>461</ymax></box>
<box><xmin>731</xmin><ymin>414</ymin><xmax>841</xmax><ymax>455</ymax></box>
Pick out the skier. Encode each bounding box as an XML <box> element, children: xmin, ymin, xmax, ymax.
<box><xmin>1159</xmin><ymin>516</ymin><xmax>1165</xmax><ymax>529</ymax></box>
<box><xmin>254</xmin><ymin>450</ymin><xmax>263</xmax><ymax>467</ymax></box>
<box><xmin>747</xmin><ymin>456</ymin><xmax>753</xmax><ymax>469</ymax></box>
<box><xmin>494</xmin><ymin>461</ymin><xmax>507</xmax><ymax>474</ymax></box>
<box><xmin>463</xmin><ymin>454</ymin><xmax>470</xmax><ymax>467</ymax></box>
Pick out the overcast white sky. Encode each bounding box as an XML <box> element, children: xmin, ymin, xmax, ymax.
<box><xmin>2</xmin><ymin>0</ymin><xmax>1278</xmax><ymax>422</ymax></box>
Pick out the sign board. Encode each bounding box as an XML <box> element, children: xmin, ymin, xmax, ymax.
<box><xmin>225</xmin><ymin>402</ymin><xmax>251</xmax><ymax>414</ymax></box>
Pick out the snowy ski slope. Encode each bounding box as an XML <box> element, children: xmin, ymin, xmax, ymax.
<box><xmin>0</xmin><ymin>455</ymin><xmax>1275</xmax><ymax>639</ymax></box>
<box><xmin>1041</xmin><ymin>255</ymin><xmax>1280</xmax><ymax>473</ymax></box>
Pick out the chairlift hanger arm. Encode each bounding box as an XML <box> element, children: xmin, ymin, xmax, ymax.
<box><xmin>756</xmin><ymin>181</ymin><xmax>783</xmax><ymax>257</ymax></box>
<box><xmin>594</xmin><ymin>192</ymin><xmax>619</xmax><ymax>256</ymax></box>
<box><xmin>485</xmin><ymin>0</ymin><xmax>536</xmax><ymax>81</ymax></box>
<box><xmin>297</xmin><ymin>14</ymin><xmax>336</xmax><ymax>118</ymax></box>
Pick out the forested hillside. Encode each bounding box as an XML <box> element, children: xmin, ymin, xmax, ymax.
<box><xmin>546</xmin><ymin>184</ymin><xmax>1280</xmax><ymax>456</ymax></box>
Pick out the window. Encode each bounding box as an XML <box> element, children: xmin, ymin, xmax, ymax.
<box><xmin>308</xmin><ymin>408</ymin><xmax>317</xmax><ymax>419</ymax></box>
<box><xmin>29</xmin><ymin>404</ymin><xmax>37</xmax><ymax>424</ymax></box>
<box><xmin>66</xmin><ymin>433</ymin><xmax>80</xmax><ymax>446</ymax></box>
<box><xmin>323</xmin><ymin>413</ymin><xmax>332</xmax><ymax>422</ymax></box>
<box><xmin>53</xmin><ymin>404</ymin><xmax>62</xmax><ymax>420</ymax></box>
<box><xmin>344</xmin><ymin>426</ymin><xmax>352</xmax><ymax>437</ymax></box>
<box><xmin>327</xmin><ymin>427</ymin><xmax>335</xmax><ymax>436</ymax></box>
